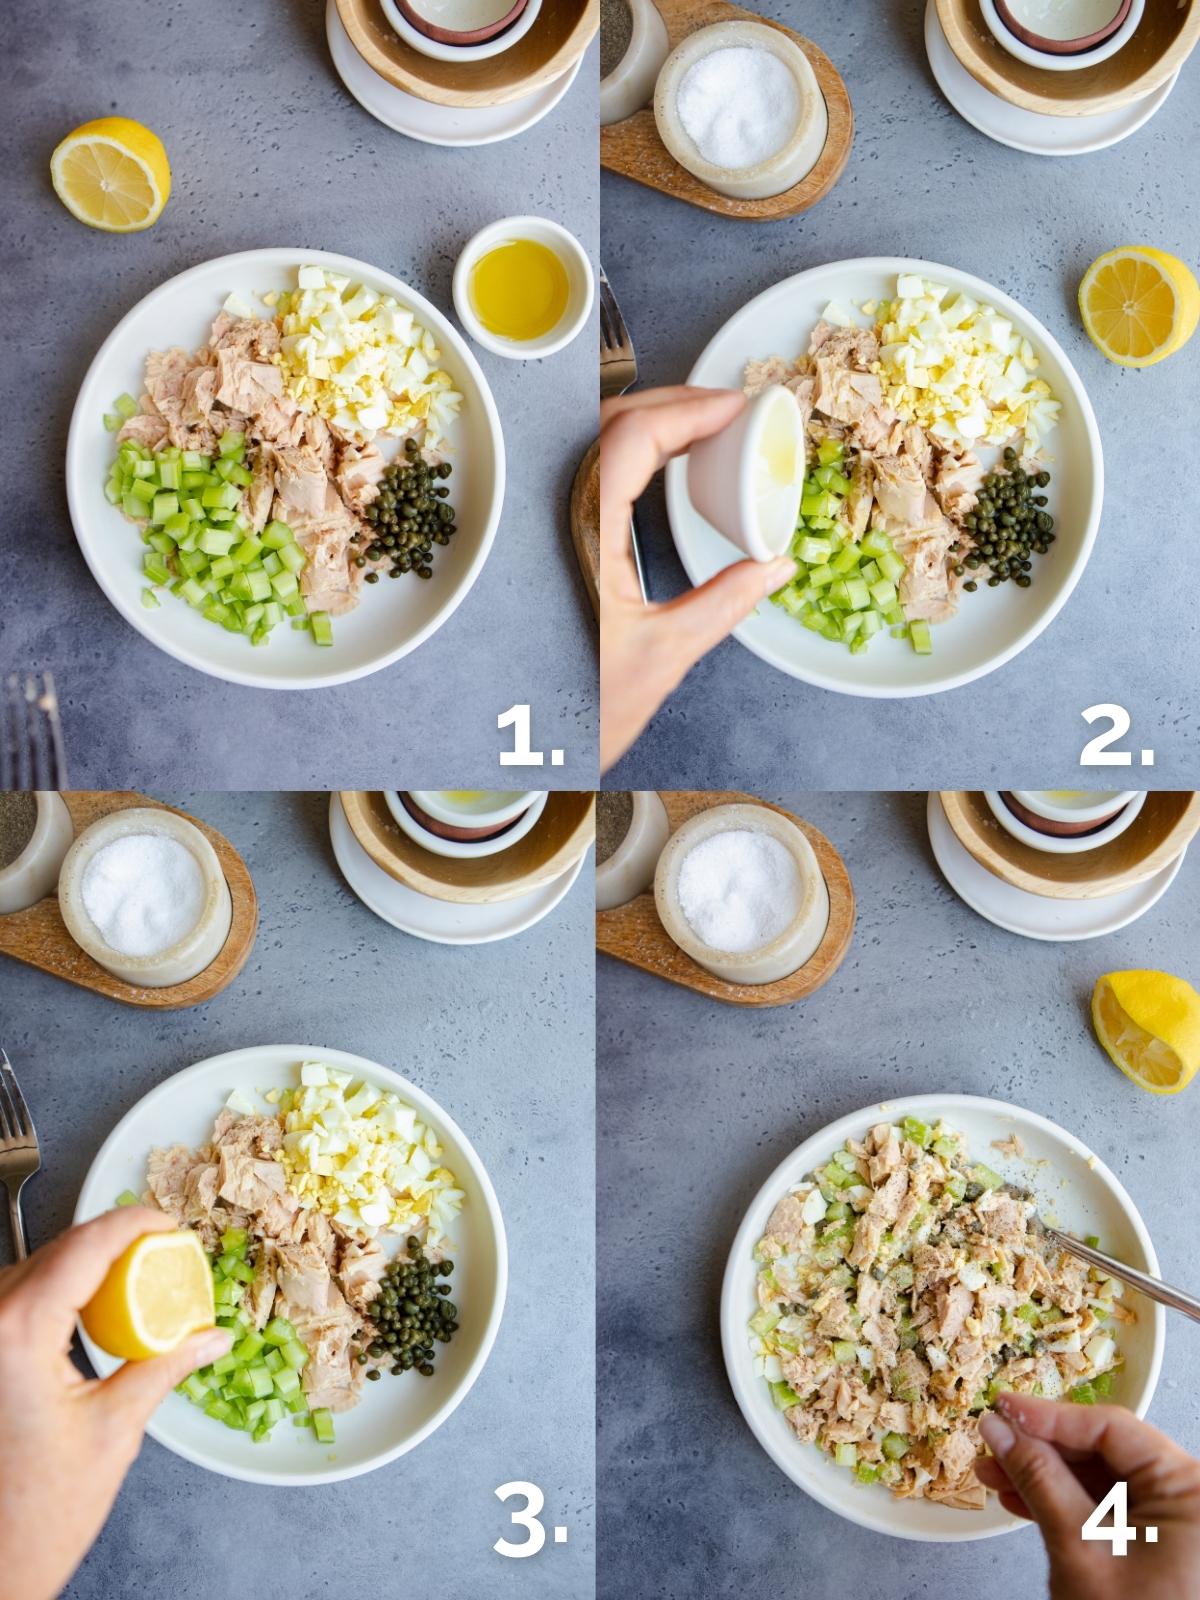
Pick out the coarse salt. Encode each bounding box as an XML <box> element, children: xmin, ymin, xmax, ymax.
<box><xmin>676</xmin><ymin>829</ymin><xmax>802</xmax><ymax>954</ymax></box>
<box><xmin>675</xmin><ymin>46</ymin><xmax>800</xmax><ymax>171</ymax></box>
<box><xmin>81</xmin><ymin>834</ymin><xmax>206</xmax><ymax>957</ymax></box>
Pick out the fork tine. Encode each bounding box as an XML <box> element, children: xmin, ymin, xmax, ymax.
<box><xmin>600</xmin><ymin>280</ymin><xmax>630</xmax><ymax>352</ymax></box>
<box><xmin>25</xmin><ymin>678</ymin><xmax>47</xmax><ymax>790</ymax></box>
<box><xmin>0</xmin><ymin>1077</ymin><xmax>15</xmax><ymax>1143</ymax></box>
<box><xmin>41</xmin><ymin>674</ymin><xmax>67</xmax><ymax>789</ymax></box>
<box><xmin>0</xmin><ymin>1055</ymin><xmax>31</xmax><ymax>1139</ymax></box>
<box><xmin>1</xmin><ymin>675</ymin><xmax>66</xmax><ymax>791</ymax></box>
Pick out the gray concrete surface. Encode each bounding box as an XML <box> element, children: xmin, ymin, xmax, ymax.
<box><xmin>0</xmin><ymin>792</ymin><xmax>594</xmax><ymax>1600</ymax></box>
<box><xmin>4</xmin><ymin>2</ymin><xmax>598</xmax><ymax>789</ymax></box>
<box><xmin>598</xmin><ymin>790</ymin><xmax>1200</xmax><ymax>1599</ymax></box>
<box><xmin>603</xmin><ymin>0</ymin><xmax>1200</xmax><ymax>789</ymax></box>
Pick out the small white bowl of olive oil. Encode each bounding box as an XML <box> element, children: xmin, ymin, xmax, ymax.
<box><xmin>453</xmin><ymin>215</ymin><xmax>594</xmax><ymax>360</ymax></box>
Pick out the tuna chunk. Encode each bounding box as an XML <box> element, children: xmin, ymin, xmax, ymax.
<box><xmin>335</xmin><ymin>442</ymin><xmax>385</xmax><ymax>514</ymax></box>
<box><xmin>274</xmin><ymin>445</ymin><xmax>329</xmax><ymax>518</ymax></box>
<box><xmin>872</xmin><ymin>454</ymin><xmax>928</xmax><ymax>528</ymax></box>
<box><xmin>215</xmin><ymin>348</ymin><xmax>285</xmax><ymax>414</ymax></box>
<box><xmin>813</xmin><ymin>359</ymin><xmax>884</xmax><ymax>425</ymax></box>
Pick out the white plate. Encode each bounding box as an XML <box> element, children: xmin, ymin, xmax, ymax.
<box><xmin>721</xmin><ymin>1092</ymin><xmax>1164</xmax><ymax>1541</ymax></box>
<box><xmin>327</xmin><ymin>0</ymin><xmax>583</xmax><ymax>147</ymax></box>
<box><xmin>74</xmin><ymin>1044</ymin><xmax>507</xmax><ymax>1486</ymax></box>
<box><xmin>925</xmin><ymin>0</ymin><xmax>1178</xmax><ymax>156</ymax></box>
<box><xmin>329</xmin><ymin>794</ymin><xmax>586</xmax><ymax>943</ymax></box>
<box><xmin>66</xmin><ymin>249</ymin><xmax>505</xmax><ymax>690</ymax></box>
<box><xmin>667</xmin><ymin>257</ymin><xmax>1103</xmax><ymax>698</ymax></box>
<box><xmin>928</xmin><ymin>792</ymin><xmax>1186</xmax><ymax>941</ymax></box>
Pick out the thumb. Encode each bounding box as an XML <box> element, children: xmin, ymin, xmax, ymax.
<box><xmin>979</xmin><ymin>1410</ymin><xmax>1094</xmax><ymax>1547</ymax></box>
<box><xmin>659</xmin><ymin>557</ymin><xmax>796</xmax><ymax>681</ymax></box>
<box><xmin>94</xmin><ymin>1328</ymin><xmax>232</xmax><ymax>1426</ymax></box>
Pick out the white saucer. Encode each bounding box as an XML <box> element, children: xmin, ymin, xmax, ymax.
<box><xmin>926</xmin><ymin>793</ymin><xmax>1186</xmax><ymax>942</ymax></box>
<box><xmin>925</xmin><ymin>0</ymin><xmax>1178</xmax><ymax>156</ymax></box>
<box><xmin>329</xmin><ymin>794</ymin><xmax>586</xmax><ymax>944</ymax></box>
<box><xmin>326</xmin><ymin>0</ymin><xmax>583</xmax><ymax>147</ymax></box>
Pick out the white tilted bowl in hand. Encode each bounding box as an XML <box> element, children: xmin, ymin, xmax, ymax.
<box><xmin>687</xmin><ymin>385</ymin><xmax>805</xmax><ymax>562</ymax></box>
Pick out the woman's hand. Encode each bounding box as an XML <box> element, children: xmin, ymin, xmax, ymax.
<box><xmin>599</xmin><ymin>386</ymin><xmax>796</xmax><ymax>773</ymax></box>
<box><xmin>978</xmin><ymin>1392</ymin><xmax>1200</xmax><ymax>1600</ymax></box>
<box><xmin>0</xmin><ymin>1209</ymin><xmax>231</xmax><ymax>1600</ymax></box>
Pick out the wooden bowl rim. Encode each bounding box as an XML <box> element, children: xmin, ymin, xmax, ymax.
<box><xmin>934</xmin><ymin>0</ymin><xmax>1200</xmax><ymax>116</ymax></box>
<box><xmin>938</xmin><ymin>790</ymin><xmax>1200</xmax><ymax>899</ymax></box>
<box><xmin>340</xmin><ymin>790</ymin><xmax>595</xmax><ymax>902</ymax></box>
<box><xmin>336</xmin><ymin>0</ymin><xmax>598</xmax><ymax>108</ymax></box>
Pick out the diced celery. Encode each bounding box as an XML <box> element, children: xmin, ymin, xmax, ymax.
<box><xmin>277</xmin><ymin>541</ymin><xmax>306</xmax><ymax>575</ymax></box>
<box><xmin>232</xmin><ymin>1332</ymin><xmax>266</xmax><ymax>1362</ymax></box>
<box><xmin>882</xmin><ymin>1432</ymin><xmax>909</xmax><ymax>1460</ymax></box>
<box><xmin>834</xmin><ymin>1443</ymin><xmax>858</xmax><ymax>1467</ymax></box>
<box><xmin>901</xmin><ymin>1116</ymin><xmax>932</xmax><ymax>1148</ymax></box>
<box><xmin>310</xmin><ymin>612</ymin><xmax>333</xmax><ymax>647</ymax></box>
<box><xmin>264</xmin><ymin>1316</ymin><xmax>298</xmax><ymax>1347</ymax></box>
<box><xmin>970</xmin><ymin>1163</ymin><xmax>1004</xmax><ymax>1192</ymax></box>
<box><xmin>178</xmin><ymin>578</ymin><xmax>207</xmax><ymax>608</ymax></box>
<box><xmin>854</xmin><ymin>1462</ymin><xmax>880</xmax><ymax>1484</ymax></box>
<box><xmin>832</xmin><ymin>1340</ymin><xmax>857</xmax><ymax>1364</ymax></box>
<box><xmin>115</xmin><ymin>1189</ymin><xmax>141</xmax><ymax>1206</ymax></box>
<box><xmin>141</xmin><ymin>588</ymin><xmax>161</xmax><ymax>610</ymax></box>
<box><xmin>198</xmin><ymin>528</ymin><xmax>236</xmax><ymax>557</ymax></box>
<box><xmin>273</xmin><ymin>1366</ymin><xmax>301</xmax><ymax>1398</ymax></box>
<box><xmin>261</xmin><ymin>550</ymin><xmax>282</xmax><ymax>578</ymax></box>
<box><xmin>103</xmin><ymin>412</ymin><xmax>122</xmax><ymax>432</ymax></box>
<box><xmin>157</xmin><ymin>459</ymin><xmax>182</xmax><ymax>491</ymax></box>
<box><xmin>281</xmin><ymin>1340</ymin><xmax>309</xmax><ymax>1372</ymax></box>
<box><xmin>910</xmin><ymin>620</ymin><xmax>933</xmax><ymax>656</ymax></box>
<box><xmin>311</xmin><ymin>1409</ymin><xmax>335</xmax><ymax>1444</ymax></box>
<box><xmin>817</xmin><ymin>438</ymin><xmax>843</xmax><ymax>466</ymax></box>
<box><xmin>114</xmin><ymin>392</ymin><xmax>139</xmax><ymax>420</ymax></box>
<box><xmin>1069</xmin><ymin>1382</ymin><xmax>1097</xmax><ymax>1405</ymax></box>
<box><xmin>261</xmin><ymin>519</ymin><xmax>295</xmax><ymax>549</ymax></box>
<box><xmin>219</xmin><ymin>429</ymin><xmax>246</xmax><ymax>457</ymax></box>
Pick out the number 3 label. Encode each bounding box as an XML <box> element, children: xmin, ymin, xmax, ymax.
<box><xmin>494</xmin><ymin>1481</ymin><xmax>547</xmax><ymax>1558</ymax></box>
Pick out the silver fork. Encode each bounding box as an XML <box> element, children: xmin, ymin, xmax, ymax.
<box><xmin>599</xmin><ymin>267</ymin><xmax>649</xmax><ymax>603</ymax></box>
<box><xmin>2</xmin><ymin>673</ymin><xmax>68</xmax><ymax>790</ymax></box>
<box><xmin>0</xmin><ymin>1050</ymin><xmax>40</xmax><ymax>1262</ymax></box>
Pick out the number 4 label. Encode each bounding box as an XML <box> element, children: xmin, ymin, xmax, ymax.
<box><xmin>1081</xmin><ymin>1481</ymin><xmax>1157</xmax><ymax>1555</ymax></box>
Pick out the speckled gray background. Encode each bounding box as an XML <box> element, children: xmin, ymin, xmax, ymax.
<box><xmin>0</xmin><ymin>792</ymin><xmax>594</xmax><ymax>1599</ymax></box>
<box><xmin>598</xmin><ymin>791</ymin><xmax>1200</xmax><ymax>1598</ymax></box>
<box><xmin>4</xmin><ymin>2</ymin><xmax>598</xmax><ymax>789</ymax></box>
<box><xmin>602</xmin><ymin>0</ymin><xmax>1200</xmax><ymax>789</ymax></box>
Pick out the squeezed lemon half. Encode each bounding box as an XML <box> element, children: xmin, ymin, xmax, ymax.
<box><xmin>50</xmin><ymin>117</ymin><xmax>171</xmax><ymax>233</ymax></box>
<box><xmin>81</xmin><ymin>1229</ymin><xmax>214</xmax><ymax>1360</ymax></box>
<box><xmin>1091</xmin><ymin>970</ymin><xmax>1200</xmax><ymax>1095</ymax></box>
<box><xmin>1078</xmin><ymin>247</ymin><xmax>1199</xmax><ymax>368</ymax></box>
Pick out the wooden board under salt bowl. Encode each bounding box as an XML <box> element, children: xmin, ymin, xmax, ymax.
<box><xmin>596</xmin><ymin>790</ymin><xmax>855</xmax><ymax>1006</ymax></box>
<box><xmin>0</xmin><ymin>792</ymin><xmax>257</xmax><ymax>1008</ymax></box>
<box><xmin>600</xmin><ymin>0</ymin><xmax>853</xmax><ymax>221</ymax></box>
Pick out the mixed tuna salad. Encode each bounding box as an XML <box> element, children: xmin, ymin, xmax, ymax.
<box><xmin>744</xmin><ymin>274</ymin><xmax>1062</xmax><ymax>657</ymax></box>
<box><xmin>140</xmin><ymin>1062</ymin><xmax>465</xmax><ymax>1445</ymax></box>
<box><xmin>749</xmin><ymin>1117</ymin><xmax>1129</xmax><ymax>1510</ymax></box>
<box><xmin>104</xmin><ymin>265</ymin><xmax>463</xmax><ymax>649</ymax></box>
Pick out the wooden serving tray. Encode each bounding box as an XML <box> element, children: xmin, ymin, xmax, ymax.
<box><xmin>939</xmin><ymin>791</ymin><xmax>1200</xmax><ymax>901</ymax></box>
<box><xmin>570</xmin><ymin>438</ymin><xmax>600</xmax><ymax>620</ymax></box>
<box><xmin>0</xmin><ymin>793</ymin><xmax>258</xmax><ymax>1008</ymax></box>
<box><xmin>935</xmin><ymin>0</ymin><xmax>1200</xmax><ymax>118</ymax></box>
<box><xmin>337</xmin><ymin>0</ymin><xmax>598</xmax><ymax>108</ymax></box>
<box><xmin>600</xmin><ymin>0</ymin><xmax>853</xmax><ymax>221</ymax></box>
<box><xmin>596</xmin><ymin>790</ymin><xmax>854</xmax><ymax>1006</ymax></box>
<box><xmin>340</xmin><ymin>791</ymin><xmax>595</xmax><ymax>904</ymax></box>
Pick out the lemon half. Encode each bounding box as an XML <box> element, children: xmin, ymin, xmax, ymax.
<box><xmin>81</xmin><ymin>1229</ymin><xmax>214</xmax><ymax>1360</ymax></box>
<box><xmin>1091</xmin><ymin>970</ymin><xmax>1200</xmax><ymax>1095</ymax></box>
<box><xmin>1079</xmin><ymin>247</ymin><xmax>1199</xmax><ymax>368</ymax></box>
<box><xmin>50</xmin><ymin>117</ymin><xmax>170</xmax><ymax>233</ymax></box>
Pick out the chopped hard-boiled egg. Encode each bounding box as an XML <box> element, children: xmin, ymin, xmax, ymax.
<box><xmin>274</xmin><ymin>1061</ymin><xmax>464</xmax><ymax>1244</ymax></box>
<box><xmin>269</xmin><ymin>266</ymin><xmax>462</xmax><ymax>451</ymax></box>
<box><xmin>871</xmin><ymin>275</ymin><xmax>1061</xmax><ymax>457</ymax></box>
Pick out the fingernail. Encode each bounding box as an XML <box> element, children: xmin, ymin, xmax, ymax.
<box><xmin>979</xmin><ymin>1414</ymin><xmax>1015</xmax><ymax>1458</ymax></box>
<box><xmin>765</xmin><ymin>558</ymin><xmax>798</xmax><ymax>587</ymax></box>
<box><xmin>193</xmin><ymin>1329</ymin><xmax>233</xmax><ymax>1364</ymax></box>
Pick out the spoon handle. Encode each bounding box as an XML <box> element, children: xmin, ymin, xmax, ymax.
<box><xmin>1046</xmin><ymin>1227</ymin><xmax>1200</xmax><ymax>1324</ymax></box>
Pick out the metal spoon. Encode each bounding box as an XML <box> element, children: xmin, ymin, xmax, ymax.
<box><xmin>1043</xmin><ymin>1226</ymin><xmax>1200</xmax><ymax>1325</ymax></box>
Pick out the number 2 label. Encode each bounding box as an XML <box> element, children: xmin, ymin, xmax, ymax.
<box><xmin>1080</xmin><ymin>704</ymin><xmax>1154</xmax><ymax>768</ymax></box>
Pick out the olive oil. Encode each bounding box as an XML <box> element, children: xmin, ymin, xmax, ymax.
<box><xmin>468</xmin><ymin>239</ymin><xmax>569</xmax><ymax>341</ymax></box>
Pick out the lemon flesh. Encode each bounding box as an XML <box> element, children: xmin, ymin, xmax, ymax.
<box><xmin>1079</xmin><ymin>247</ymin><xmax>1200</xmax><ymax>368</ymax></box>
<box><xmin>50</xmin><ymin>117</ymin><xmax>170</xmax><ymax>233</ymax></box>
<box><xmin>1092</xmin><ymin>970</ymin><xmax>1200</xmax><ymax>1095</ymax></box>
<box><xmin>81</xmin><ymin>1230</ymin><xmax>214</xmax><ymax>1360</ymax></box>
